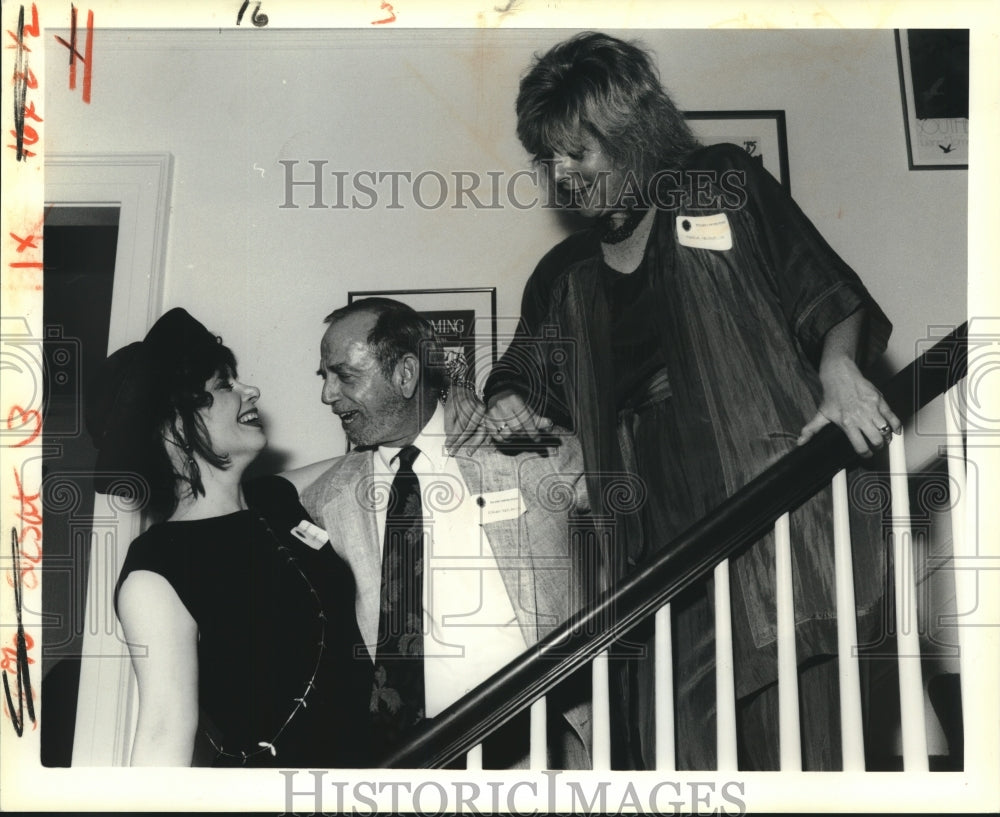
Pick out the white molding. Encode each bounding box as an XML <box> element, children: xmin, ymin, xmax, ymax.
<box><xmin>45</xmin><ymin>154</ymin><xmax>172</xmax><ymax>347</ymax></box>
<box><xmin>45</xmin><ymin>153</ymin><xmax>172</xmax><ymax>766</ymax></box>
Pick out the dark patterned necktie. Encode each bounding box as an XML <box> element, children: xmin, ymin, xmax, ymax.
<box><xmin>371</xmin><ymin>444</ymin><xmax>425</xmax><ymax>754</ymax></box>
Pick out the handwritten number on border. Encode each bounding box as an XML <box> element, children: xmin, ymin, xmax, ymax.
<box><xmin>237</xmin><ymin>1</ymin><xmax>268</xmax><ymax>27</ymax></box>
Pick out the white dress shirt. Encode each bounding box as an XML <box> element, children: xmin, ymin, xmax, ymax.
<box><xmin>373</xmin><ymin>405</ymin><xmax>528</xmax><ymax>718</ymax></box>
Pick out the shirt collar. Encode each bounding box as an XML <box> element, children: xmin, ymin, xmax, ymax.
<box><xmin>375</xmin><ymin>402</ymin><xmax>449</xmax><ymax>472</ymax></box>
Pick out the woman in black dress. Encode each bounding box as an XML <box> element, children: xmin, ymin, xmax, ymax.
<box><xmin>87</xmin><ymin>308</ymin><xmax>373</xmax><ymax>767</ymax></box>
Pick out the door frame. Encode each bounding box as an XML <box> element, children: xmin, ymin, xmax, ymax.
<box><xmin>44</xmin><ymin>153</ymin><xmax>172</xmax><ymax>766</ymax></box>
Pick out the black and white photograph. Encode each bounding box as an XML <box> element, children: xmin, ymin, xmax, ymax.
<box><xmin>2</xmin><ymin>1</ymin><xmax>998</xmax><ymax>813</ymax></box>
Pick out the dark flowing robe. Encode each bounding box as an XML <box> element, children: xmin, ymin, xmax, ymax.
<box><xmin>486</xmin><ymin>143</ymin><xmax>891</xmax><ymax>768</ymax></box>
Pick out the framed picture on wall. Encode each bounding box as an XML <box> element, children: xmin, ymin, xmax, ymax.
<box><xmin>684</xmin><ymin>110</ymin><xmax>791</xmax><ymax>193</ymax></box>
<box><xmin>347</xmin><ymin>287</ymin><xmax>497</xmax><ymax>394</ymax></box>
<box><xmin>894</xmin><ymin>29</ymin><xmax>969</xmax><ymax>169</ymax></box>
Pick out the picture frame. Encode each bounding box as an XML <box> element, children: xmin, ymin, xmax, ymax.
<box><xmin>684</xmin><ymin>110</ymin><xmax>791</xmax><ymax>193</ymax></box>
<box><xmin>347</xmin><ymin>287</ymin><xmax>497</xmax><ymax>394</ymax></box>
<box><xmin>894</xmin><ymin>29</ymin><xmax>969</xmax><ymax>169</ymax></box>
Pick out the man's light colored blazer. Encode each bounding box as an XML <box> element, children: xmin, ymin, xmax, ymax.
<box><xmin>300</xmin><ymin>431</ymin><xmax>592</xmax><ymax>766</ymax></box>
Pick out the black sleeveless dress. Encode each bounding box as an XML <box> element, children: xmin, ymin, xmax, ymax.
<box><xmin>114</xmin><ymin>475</ymin><xmax>374</xmax><ymax>767</ymax></box>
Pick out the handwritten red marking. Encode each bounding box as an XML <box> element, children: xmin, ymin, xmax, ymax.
<box><xmin>10</xmin><ymin>234</ymin><xmax>40</xmax><ymax>251</ymax></box>
<box><xmin>372</xmin><ymin>1</ymin><xmax>397</xmax><ymax>24</ymax></box>
<box><xmin>9</xmin><ymin>4</ymin><xmax>41</xmax><ymax>160</ymax></box>
<box><xmin>10</xmin><ymin>468</ymin><xmax>42</xmax><ymax>590</ymax></box>
<box><xmin>5</xmin><ymin>4</ymin><xmax>39</xmax><ymax>46</ymax></box>
<box><xmin>0</xmin><ymin>633</ymin><xmax>34</xmax><ymax>674</ymax></box>
<box><xmin>21</xmin><ymin>3</ymin><xmax>40</xmax><ymax>37</ymax></box>
<box><xmin>9</xmin><ymin>123</ymin><xmax>37</xmax><ymax>146</ymax></box>
<box><xmin>7</xmin><ymin>406</ymin><xmax>41</xmax><ymax>448</ymax></box>
<box><xmin>54</xmin><ymin>5</ymin><xmax>93</xmax><ymax>104</ymax></box>
<box><xmin>21</xmin><ymin>99</ymin><xmax>41</xmax><ymax>123</ymax></box>
<box><xmin>12</xmin><ymin>469</ymin><xmax>42</xmax><ymax>536</ymax></box>
<box><xmin>6</xmin><ymin>30</ymin><xmax>30</xmax><ymax>51</ymax></box>
<box><xmin>13</xmin><ymin>66</ymin><xmax>37</xmax><ymax>89</ymax></box>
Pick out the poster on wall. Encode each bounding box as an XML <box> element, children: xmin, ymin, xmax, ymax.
<box><xmin>684</xmin><ymin>110</ymin><xmax>791</xmax><ymax>192</ymax></box>
<box><xmin>895</xmin><ymin>28</ymin><xmax>970</xmax><ymax>169</ymax></box>
<box><xmin>347</xmin><ymin>287</ymin><xmax>497</xmax><ymax>393</ymax></box>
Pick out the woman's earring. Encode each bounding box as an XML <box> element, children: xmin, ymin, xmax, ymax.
<box><xmin>173</xmin><ymin>431</ymin><xmax>197</xmax><ymax>479</ymax></box>
<box><xmin>181</xmin><ymin>442</ymin><xmax>197</xmax><ymax>475</ymax></box>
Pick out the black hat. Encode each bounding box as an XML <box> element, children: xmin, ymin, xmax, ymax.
<box><xmin>86</xmin><ymin>308</ymin><xmax>225</xmax><ymax>498</ymax></box>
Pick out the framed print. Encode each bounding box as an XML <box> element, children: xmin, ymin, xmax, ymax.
<box><xmin>347</xmin><ymin>287</ymin><xmax>497</xmax><ymax>394</ymax></box>
<box><xmin>684</xmin><ymin>110</ymin><xmax>791</xmax><ymax>192</ymax></box>
<box><xmin>894</xmin><ymin>29</ymin><xmax>969</xmax><ymax>169</ymax></box>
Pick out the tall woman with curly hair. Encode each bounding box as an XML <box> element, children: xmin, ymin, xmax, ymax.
<box><xmin>465</xmin><ymin>32</ymin><xmax>898</xmax><ymax>770</ymax></box>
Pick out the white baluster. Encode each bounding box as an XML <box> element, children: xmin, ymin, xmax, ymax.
<box><xmin>592</xmin><ymin>650</ymin><xmax>612</xmax><ymax>771</ymax></box>
<box><xmin>529</xmin><ymin>697</ymin><xmax>547</xmax><ymax>769</ymax></box>
<box><xmin>832</xmin><ymin>469</ymin><xmax>866</xmax><ymax>770</ymax></box>
<box><xmin>774</xmin><ymin>512</ymin><xmax>802</xmax><ymax>770</ymax></box>
<box><xmin>888</xmin><ymin>429</ymin><xmax>930</xmax><ymax>770</ymax></box>
<box><xmin>654</xmin><ymin>604</ymin><xmax>675</xmax><ymax>770</ymax></box>
<box><xmin>944</xmin><ymin>382</ymin><xmax>970</xmax><ymax>764</ymax></box>
<box><xmin>466</xmin><ymin>743</ymin><xmax>483</xmax><ymax>770</ymax></box>
<box><xmin>714</xmin><ymin>559</ymin><xmax>738</xmax><ymax>770</ymax></box>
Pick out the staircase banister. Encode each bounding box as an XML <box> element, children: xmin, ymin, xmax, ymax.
<box><xmin>380</xmin><ymin>322</ymin><xmax>968</xmax><ymax>768</ymax></box>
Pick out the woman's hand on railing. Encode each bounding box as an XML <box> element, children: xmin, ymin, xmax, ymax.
<box><xmin>797</xmin><ymin>356</ymin><xmax>902</xmax><ymax>456</ymax></box>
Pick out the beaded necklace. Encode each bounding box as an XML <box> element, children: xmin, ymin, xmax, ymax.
<box><xmin>599</xmin><ymin>207</ymin><xmax>650</xmax><ymax>245</ymax></box>
<box><xmin>204</xmin><ymin>512</ymin><xmax>327</xmax><ymax>765</ymax></box>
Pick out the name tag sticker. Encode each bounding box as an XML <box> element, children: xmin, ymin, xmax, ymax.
<box><xmin>474</xmin><ymin>488</ymin><xmax>524</xmax><ymax>524</ymax></box>
<box><xmin>676</xmin><ymin>213</ymin><xmax>732</xmax><ymax>251</ymax></box>
<box><xmin>291</xmin><ymin>520</ymin><xmax>329</xmax><ymax>550</ymax></box>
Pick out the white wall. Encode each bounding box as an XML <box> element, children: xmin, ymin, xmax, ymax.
<box><xmin>46</xmin><ymin>28</ymin><xmax>967</xmax><ymax>468</ymax></box>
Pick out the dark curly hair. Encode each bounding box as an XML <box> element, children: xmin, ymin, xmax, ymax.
<box><xmin>88</xmin><ymin>308</ymin><xmax>242</xmax><ymax>522</ymax></box>
<box><xmin>155</xmin><ymin>342</ymin><xmax>240</xmax><ymax>519</ymax></box>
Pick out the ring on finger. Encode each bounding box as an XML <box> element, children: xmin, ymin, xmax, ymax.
<box><xmin>878</xmin><ymin>423</ymin><xmax>892</xmax><ymax>435</ymax></box>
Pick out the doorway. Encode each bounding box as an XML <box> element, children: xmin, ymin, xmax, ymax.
<box><xmin>41</xmin><ymin>206</ymin><xmax>120</xmax><ymax>766</ymax></box>
<box><xmin>44</xmin><ymin>153</ymin><xmax>171</xmax><ymax>765</ymax></box>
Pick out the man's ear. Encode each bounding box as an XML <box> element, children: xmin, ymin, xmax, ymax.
<box><xmin>395</xmin><ymin>353</ymin><xmax>420</xmax><ymax>399</ymax></box>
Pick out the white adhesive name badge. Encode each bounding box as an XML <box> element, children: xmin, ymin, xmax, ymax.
<box><xmin>291</xmin><ymin>520</ymin><xmax>330</xmax><ymax>550</ymax></box>
<box><xmin>474</xmin><ymin>488</ymin><xmax>525</xmax><ymax>524</ymax></box>
<box><xmin>676</xmin><ymin>213</ymin><xmax>733</xmax><ymax>251</ymax></box>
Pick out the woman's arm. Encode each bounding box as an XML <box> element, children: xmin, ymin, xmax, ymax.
<box><xmin>797</xmin><ymin>309</ymin><xmax>902</xmax><ymax>456</ymax></box>
<box><xmin>117</xmin><ymin>570</ymin><xmax>199</xmax><ymax>766</ymax></box>
<box><xmin>476</xmin><ymin>234</ymin><xmax>596</xmax><ymax>445</ymax></box>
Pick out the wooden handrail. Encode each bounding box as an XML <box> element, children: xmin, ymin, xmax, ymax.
<box><xmin>381</xmin><ymin>323</ymin><xmax>968</xmax><ymax>768</ymax></box>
